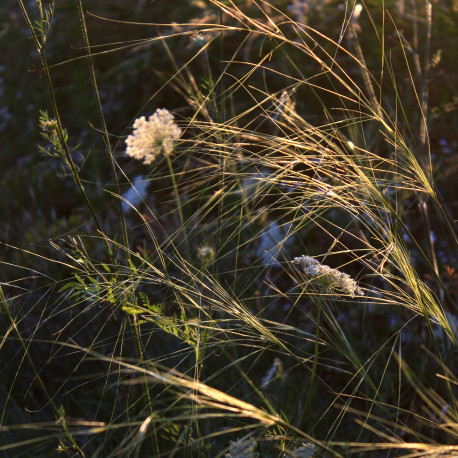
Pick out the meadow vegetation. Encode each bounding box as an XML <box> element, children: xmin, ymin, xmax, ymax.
<box><xmin>1</xmin><ymin>0</ymin><xmax>457</xmax><ymax>456</ymax></box>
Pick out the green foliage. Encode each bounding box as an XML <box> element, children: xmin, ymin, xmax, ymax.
<box><xmin>33</xmin><ymin>0</ymin><xmax>54</xmax><ymax>47</ymax></box>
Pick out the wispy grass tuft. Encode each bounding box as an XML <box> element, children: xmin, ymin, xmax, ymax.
<box><xmin>1</xmin><ymin>0</ymin><xmax>457</xmax><ymax>456</ymax></box>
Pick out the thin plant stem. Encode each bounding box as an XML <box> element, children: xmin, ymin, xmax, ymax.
<box><xmin>75</xmin><ymin>6</ymin><xmax>160</xmax><ymax>451</ymax></box>
<box><xmin>212</xmin><ymin>5</ymin><xmax>226</xmax><ymax>322</ymax></box>
<box><xmin>129</xmin><ymin>314</ymin><xmax>159</xmax><ymax>456</ymax></box>
<box><xmin>0</xmin><ymin>286</ymin><xmax>85</xmax><ymax>456</ymax></box>
<box><xmin>76</xmin><ymin>0</ymin><xmax>130</xmax><ymax>263</ymax></box>
<box><xmin>18</xmin><ymin>3</ymin><xmax>160</xmax><ymax>454</ymax></box>
<box><xmin>17</xmin><ymin>0</ymin><xmax>114</xmax><ymax>263</ymax></box>
<box><xmin>165</xmin><ymin>153</ymin><xmax>190</xmax><ymax>258</ymax></box>
<box><xmin>298</xmin><ymin>294</ymin><xmax>322</xmax><ymax>429</ymax></box>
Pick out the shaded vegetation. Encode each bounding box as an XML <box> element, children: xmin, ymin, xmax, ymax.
<box><xmin>1</xmin><ymin>0</ymin><xmax>457</xmax><ymax>456</ymax></box>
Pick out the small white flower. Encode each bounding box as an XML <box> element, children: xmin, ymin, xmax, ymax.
<box><xmin>125</xmin><ymin>108</ymin><xmax>181</xmax><ymax>164</ymax></box>
<box><xmin>351</xmin><ymin>4</ymin><xmax>363</xmax><ymax>24</ymax></box>
<box><xmin>294</xmin><ymin>255</ymin><xmax>364</xmax><ymax>296</ymax></box>
<box><xmin>197</xmin><ymin>245</ymin><xmax>215</xmax><ymax>266</ymax></box>
<box><xmin>41</xmin><ymin>117</ymin><xmax>58</xmax><ymax>133</ymax></box>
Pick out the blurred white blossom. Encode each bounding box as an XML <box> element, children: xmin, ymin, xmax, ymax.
<box><xmin>125</xmin><ymin>108</ymin><xmax>181</xmax><ymax>164</ymax></box>
<box><xmin>285</xmin><ymin>443</ymin><xmax>318</xmax><ymax>457</ymax></box>
<box><xmin>261</xmin><ymin>357</ymin><xmax>284</xmax><ymax>389</ymax></box>
<box><xmin>197</xmin><ymin>245</ymin><xmax>215</xmax><ymax>266</ymax></box>
<box><xmin>225</xmin><ymin>437</ymin><xmax>258</xmax><ymax>458</ymax></box>
<box><xmin>288</xmin><ymin>0</ymin><xmax>310</xmax><ymax>23</ymax></box>
<box><xmin>294</xmin><ymin>255</ymin><xmax>364</xmax><ymax>296</ymax></box>
<box><xmin>121</xmin><ymin>175</ymin><xmax>149</xmax><ymax>213</ymax></box>
<box><xmin>258</xmin><ymin>221</ymin><xmax>294</xmax><ymax>268</ymax></box>
<box><xmin>351</xmin><ymin>3</ymin><xmax>363</xmax><ymax>25</ymax></box>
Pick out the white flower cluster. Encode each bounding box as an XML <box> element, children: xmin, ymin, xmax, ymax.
<box><xmin>285</xmin><ymin>443</ymin><xmax>318</xmax><ymax>457</ymax></box>
<box><xmin>225</xmin><ymin>437</ymin><xmax>258</xmax><ymax>458</ymax></box>
<box><xmin>125</xmin><ymin>108</ymin><xmax>181</xmax><ymax>164</ymax></box>
<box><xmin>294</xmin><ymin>255</ymin><xmax>364</xmax><ymax>297</ymax></box>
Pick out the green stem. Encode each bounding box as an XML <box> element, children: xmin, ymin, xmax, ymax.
<box><xmin>129</xmin><ymin>314</ymin><xmax>159</xmax><ymax>455</ymax></box>
<box><xmin>212</xmin><ymin>3</ymin><xmax>226</xmax><ymax>320</ymax></box>
<box><xmin>76</xmin><ymin>5</ymin><xmax>159</xmax><ymax>447</ymax></box>
<box><xmin>76</xmin><ymin>0</ymin><xmax>130</xmax><ymax>262</ymax></box>
<box><xmin>18</xmin><ymin>3</ymin><xmax>160</xmax><ymax>454</ymax></box>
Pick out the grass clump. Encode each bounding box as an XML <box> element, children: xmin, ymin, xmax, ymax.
<box><xmin>1</xmin><ymin>0</ymin><xmax>457</xmax><ymax>456</ymax></box>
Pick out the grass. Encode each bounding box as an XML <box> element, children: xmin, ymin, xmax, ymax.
<box><xmin>1</xmin><ymin>0</ymin><xmax>457</xmax><ymax>456</ymax></box>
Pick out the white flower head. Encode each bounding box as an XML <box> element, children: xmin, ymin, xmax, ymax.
<box><xmin>125</xmin><ymin>108</ymin><xmax>181</xmax><ymax>164</ymax></box>
<box><xmin>294</xmin><ymin>255</ymin><xmax>364</xmax><ymax>297</ymax></box>
<box><xmin>225</xmin><ymin>437</ymin><xmax>258</xmax><ymax>458</ymax></box>
<box><xmin>286</xmin><ymin>443</ymin><xmax>318</xmax><ymax>457</ymax></box>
